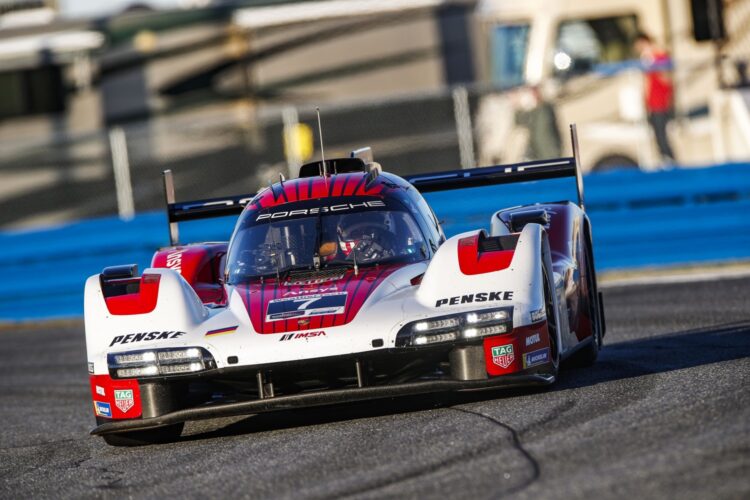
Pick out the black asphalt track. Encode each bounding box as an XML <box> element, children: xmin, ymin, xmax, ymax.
<box><xmin>1</xmin><ymin>277</ymin><xmax>748</xmax><ymax>499</ymax></box>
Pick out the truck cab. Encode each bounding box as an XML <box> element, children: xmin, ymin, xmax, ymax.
<box><xmin>473</xmin><ymin>0</ymin><xmax>741</xmax><ymax>171</ymax></box>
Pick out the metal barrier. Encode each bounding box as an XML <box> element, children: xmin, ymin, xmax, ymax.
<box><xmin>1</xmin><ymin>163</ymin><xmax>749</xmax><ymax>321</ymax></box>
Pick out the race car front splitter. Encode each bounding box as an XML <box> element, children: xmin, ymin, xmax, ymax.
<box><xmin>91</xmin><ymin>373</ymin><xmax>554</xmax><ymax>436</ymax></box>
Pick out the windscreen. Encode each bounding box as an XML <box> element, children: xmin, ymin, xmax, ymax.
<box><xmin>226</xmin><ymin>197</ymin><xmax>428</xmax><ymax>283</ymax></box>
<box><xmin>490</xmin><ymin>23</ymin><xmax>530</xmax><ymax>88</ymax></box>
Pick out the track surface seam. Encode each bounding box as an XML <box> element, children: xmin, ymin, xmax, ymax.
<box><xmin>336</xmin><ymin>417</ymin><xmax>520</xmax><ymax>499</ymax></box>
<box><xmin>449</xmin><ymin>406</ymin><xmax>541</xmax><ymax>496</ymax></box>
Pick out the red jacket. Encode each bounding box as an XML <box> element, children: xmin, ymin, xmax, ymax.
<box><xmin>645</xmin><ymin>52</ymin><xmax>673</xmax><ymax>113</ymax></box>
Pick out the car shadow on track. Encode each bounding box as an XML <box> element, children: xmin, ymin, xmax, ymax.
<box><xmin>178</xmin><ymin>320</ymin><xmax>750</xmax><ymax>443</ymax></box>
<box><xmin>557</xmin><ymin>320</ymin><xmax>750</xmax><ymax>391</ymax></box>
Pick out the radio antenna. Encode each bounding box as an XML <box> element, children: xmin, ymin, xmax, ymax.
<box><xmin>316</xmin><ymin>107</ymin><xmax>327</xmax><ymax>176</ymax></box>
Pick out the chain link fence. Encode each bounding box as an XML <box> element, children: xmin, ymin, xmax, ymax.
<box><xmin>2</xmin><ymin>63</ymin><xmax>750</xmax><ymax>231</ymax></box>
<box><xmin>0</xmin><ymin>87</ymin><xmax>475</xmax><ymax>229</ymax></box>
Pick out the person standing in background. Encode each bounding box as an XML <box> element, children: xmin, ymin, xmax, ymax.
<box><xmin>635</xmin><ymin>32</ymin><xmax>675</xmax><ymax>163</ymax></box>
<box><xmin>514</xmin><ymin>85</ymin><xmax>562</xmax><ymax>161</ymax></box>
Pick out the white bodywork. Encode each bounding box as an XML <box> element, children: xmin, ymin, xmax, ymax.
<box><xmin>84</xmin><ymin>223</ymin><xmax>559</xmax><ymax>376</ymax></box>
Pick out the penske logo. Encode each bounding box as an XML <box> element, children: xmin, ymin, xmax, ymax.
<box><xmin>435</xmin><ymin>291</ymin><xmax>513</xmax><ymax>308</ymax></box>
<box><xmin>109</xmin><ymin>331</ymin><xmax>185</xmax><ymax>347</ymax></box>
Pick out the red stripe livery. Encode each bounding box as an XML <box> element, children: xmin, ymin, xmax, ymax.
<box><xmin>237</xmin><ymin>264</ymin><xmax>401</xmax><ymax>334</ymax></box>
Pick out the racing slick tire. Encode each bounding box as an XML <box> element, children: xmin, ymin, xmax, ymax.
<box><xmin>101</xmin><ymin>422</ymin><xmax>184</xmax><ymax>447</ymax></box>
<box><xmin>542</xmin><ymin>237</ymin><xmax>560</xmax><ymax>378</ymax></box>
<box><xmin>567</xmin><ymin>234</ymin><xmax>602</xmax><ymax>368</ymax></box>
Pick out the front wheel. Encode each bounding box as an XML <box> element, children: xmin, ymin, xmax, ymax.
<box><xmin>542</xmin><ymin>245</ymin><xmax>560</xmax><ymax>378</ymax></box>
<box><xmin>567</xmin><ymin>238</ymin><xmax>601</xmax><ymax>368</ymax></box>
<box><xmin>101</xmin><ymin>422</ymin><xmax>184</xmax><ymax>447</ymax></box>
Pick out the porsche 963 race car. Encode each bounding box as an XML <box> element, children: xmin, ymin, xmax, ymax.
<box><xmin>84</xmin><ymin>125</ymin><xmax>605</xmax><ymax>445</ymax></box>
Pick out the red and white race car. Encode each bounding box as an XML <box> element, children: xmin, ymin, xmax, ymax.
<box><xmin>84</xmin><ymin>126</ymin><xmax>605</xmax><ymax>445</ymax></box>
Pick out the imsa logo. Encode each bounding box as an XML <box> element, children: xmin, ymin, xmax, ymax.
<box><xmin>279</xmin><ymin>331</ymin><xmax>326</xmax><ymax>342</ymax></box>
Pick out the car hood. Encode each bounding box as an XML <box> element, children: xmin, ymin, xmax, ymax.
<box><xmin>232</xmin><ymin>263</ymin><xmax>409</xmax><ymax>334</ymax></box>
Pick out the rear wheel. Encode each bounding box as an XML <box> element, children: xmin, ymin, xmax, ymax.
<box><xmin>101</xmin><ymin>422</ymin><xmax>184</xmax><ymax>447</ymax></box>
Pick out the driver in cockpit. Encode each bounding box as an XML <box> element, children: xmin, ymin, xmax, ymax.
<box><xmin>319</xmin><ymin>211</ymin><xmax>399</xmax><ymax>264</ymax></box>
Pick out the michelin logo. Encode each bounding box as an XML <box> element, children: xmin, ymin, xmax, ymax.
<box><xmin>523</xmin><ymin>348</ymin><xmax>550</xmax><ymax>368</ymax></box>
<box><xmin>94</xmin><ymin>401</ymin><xmax>111</xmax><ymax>418</ymax></box>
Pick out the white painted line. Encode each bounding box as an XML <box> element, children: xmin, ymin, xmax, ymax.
<box><xmin>600</xmin><ymin>267</ymin><xmax>750</xmax><ymax>288</ymax></box>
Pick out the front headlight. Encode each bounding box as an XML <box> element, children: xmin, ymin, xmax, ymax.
<box><xmin>466</xmin><ymin>309</ymin><xmax>509</xmax><ymax>324</ymax></box>
<box><xmin>396</xmin><ymin>307</ymin><xmax>512</xmax><ymax>347</ymax></box>
<box><xmin>112</xmin><ymin>351</ymin><xmax>157</xmax><ymax>365</ymax></box>
<box><xmin>108</xmin><ymin>347</ymin><xmax>216</xmax><ymax>379</ymax></box>
<box><xmin>413</xmin><ymin>317</ymin><xmax>461</xmax><ymax>332</ymax></box>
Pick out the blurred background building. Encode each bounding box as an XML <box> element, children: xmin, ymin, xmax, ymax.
<box><xmin>0</xmin><ymin>0</ymin><xmax>749</xmax><ymax>229</ymax></box>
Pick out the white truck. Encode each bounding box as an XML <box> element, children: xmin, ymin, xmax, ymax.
<box><xmin>473</xmin><ymin>0</ymin><xmax>750</xmax><ymax>171</ymax></box>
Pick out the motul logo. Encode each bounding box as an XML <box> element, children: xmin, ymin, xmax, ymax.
<box><xmin>279</xmin><ymin>331</ymin><xmax>326</xmax><ymax>342</ymax></box>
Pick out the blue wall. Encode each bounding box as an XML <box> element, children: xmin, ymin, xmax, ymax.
<box><xmin>2</xmin><ymin>163</ymin><xmax>749</xmax><ymax>321</ymax></box>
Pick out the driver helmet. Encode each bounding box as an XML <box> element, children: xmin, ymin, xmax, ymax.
<box><xmin>337</xmin><ymin>211</ymin><xmax>393</xmax><ymax>258</ymax></box>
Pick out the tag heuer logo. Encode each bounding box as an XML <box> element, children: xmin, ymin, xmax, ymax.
<box><xmin>114</xmin><ymin>389</ymin><xmax>134</xmax><ymax>413</ymax></box>
<box><xmin>491</xmin><ymin>344</ymin><xmax>514</xmax><ymax>369</ymax></box>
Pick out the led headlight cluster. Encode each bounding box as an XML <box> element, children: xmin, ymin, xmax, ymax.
<box><xmin>396</xmin><ymin>307</ymin><xmax>512</xmax><ymax>347</ymax></box>
<box><xmin>108</xmin><ymin>347</ymin><xmax>216</xmax><ymax>379</ymax></box>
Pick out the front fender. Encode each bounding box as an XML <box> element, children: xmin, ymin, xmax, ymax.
<box><xmin>84</xmin><ymin>268</ymin><xmax>209</xmax><ymax>372</ymax></box>
<box><xmin>416</xmin><ymin>224</ymin><xmax>545</xmax><ymax>327</ymax></box>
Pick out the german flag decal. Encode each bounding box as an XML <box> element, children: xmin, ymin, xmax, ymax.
<box><xmin>205</xmin><ymin>326</ymin><xmax>238</xmax><ymax>337</ymax></box>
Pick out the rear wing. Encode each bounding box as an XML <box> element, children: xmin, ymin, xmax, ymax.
<box><xmin>161</xmin><ymin>149</ymin><xmax>375</xmax><ymax>245</ymax></box>
<box><xmin>405</xmin><ymin>124</ymin><xmax>586</xmax><ymax>209</ymax></box>
<box><xmin>162</xmin><ymin>173</ymin><xmax>253</xmax><ymax>246</ymax></box>
<box><xmin>162</xmin><ymin>125</ymin><xmax>585</xmax><ymax>246</ymax></box>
